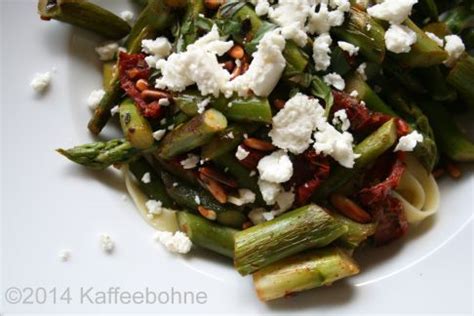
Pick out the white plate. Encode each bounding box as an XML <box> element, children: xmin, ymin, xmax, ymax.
<box><xmin>1</xmin><ymin>0</ymin><xmax>473</xmax><ymax>314</ymax></box>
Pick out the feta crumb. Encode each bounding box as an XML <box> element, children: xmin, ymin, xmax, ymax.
<box><xmin>180</xmin><ymin>154</ymin><xmax>200</xmax><ymax>169</ymax></box>
<box><xmin>248</xmin><ymin>208</ymin><xmax>267</xmax><ymax>224</ymax></box>
<box><xmin>154</xmin><ymin>231</ymin><xmax>192</xmax><ymax>254</ymax></box>
<box><xmin>141</xmin><ymin>172</ymin><xmax>151</xmax><ymax>184</ymax></box>
<box><xmin>367</xmin><ymin>0</ymin><xmax>418</xmax><ymax>25</ymax></box>
<box><xmin>235</xmin><ymin>145</ymin><xmax>250</xmax><ymax>161</ymax></box>
<box><xmin>30</xmin><ymin>72</ymin><xmax>52</xmax><ymax>93</ymax></box>
<box><xmin>323</xmin><ymin>73</ymin><xmax>346</xmax><ymax>91</ymax></box>
<box><xmin>142</xmin><ymin>37</ymin><xmax>172</xmax><ymax>59</ymax></box>
<box><xmin>385</xmin><ymin>24</ymin><xmax>417</xmax><ymax>54</ymax></box>
<box><xmin>268</xmin><ymin>0</ymin><xmax>310</xmax><ymax>46</ymax></box>
<box><xmin>262</xmin><ymin>212</ymin><xmax>275</xmax><ymax>221</ymax></box>
<box><xmin>273</xmin><ymin>190</ymin><xmax>295</xmax><ymax>215</ymax></box>
<box><xmin>252</xmin><ymin>0</ymin><xmax>271</xmax><ymax>16</ymax></box>
<box><xmin>152</xmin><ymin>129</ymin><xmax>166</xmax><ymax>141</ymax></box>
<box><xmin>257</xmin><ymin>150</ymin><xmax>293</xmax><ymax>183</ymax></box>
<box><xmin>444</xmin><ymin>35</ymin><xmax>465</xmax><ymax>66</ymax></box>
<box><xmin>95</xmin><ymin>42</ymin><xmax>119</xmax><ymax>61</ymax></box>
<box><xmin>338</xmin><ymin>41</ymin><xmax>359</xmax><ymax>56</ymax></box>
<box><xmin>225</xmin><ymin>131</ymin><xmax>235</xmax><ymax>139</ymax></box>
<box><xmin>350</xmin><ymin>90</ymin><xmax>359</xmax><ymax>98</ymax></box>
<box><xmin>307</xmin><ymin>3</ymin><xmax>346</xmax><ymax>35</ymax></box>
<box><xmin>250</xmin><ymin>170</ymin><xmax>257</xmax><ymax>177</ymax></box>
<box><xmin>228</xmin><ymin>189</ymin><xmax>256</xmax><ymax>206</ymax></box>
<box><xmin>145</xmin><ymin>200</ymin><xmax>163</xmax><ymax>215</ymax></box>
<box><xmin>197</xmin><ymin>98</ymin><xmax>211</xmax><ymax>114</ymax></box>
<box><xmin>58</xmin><ymin>249</ymin><xmax>71</xmax><ymax>262</ymax></box>
<box><xmin>332</xmin><ymin>109</ymin><xmax>351</xmax><ymax>131</ymax></box>
<box><xmin>394</xmin><ymin>130</ymin><xmax>424</xmax><ymax>152</ymax></box>
<box><xmin>258</xmin><ymin>180</ymin><xmax>283</xmax><ymax>205</ymax></box>
<box><xmin>120</xmin><ymin>10</ymin><xmax>135</xmax><ymax>24</ymax></box>
<box><xmin>194</xmin><ymin>195</ymin><xmax>201</xmax><ymax>205</ymax></box>
<box><xmin>110</xmin><ymin>105</ymin><xmax>120</xmax><ymax>116</ymax></box>
<box><xmin>158</xmin><ymin>98</ymin><xmax>170</xmax><ymax>106</ymax></box>
<box><xmin>269</xmin><ymin>93</ymin><xmax>323</xmax><ymax>154</ymax></box>
<box><xmin>425</xmin><ymin>32</ymin><xmax>444</xmax><ymax>47</ymax></box>
<box><xmin>173</xmin><ymin>182</ymin><xmax>178</xmax><ymax>187</ymax></box>
<box><xmin>366</xmin><ymin>23</ymin><xmax>372</xmax><ymax>31</ymax></box>
<box><xmin>167</xmin><ymin>124</ymin><xmax>175</xmax><ymax>131</ymax></box>
<box><xmin>356</xmin><ymin>62</ymin><xmax>368</xmax><ymax>80</ymax></box>
<box><xmin>87</xmin><ymin>89</ymin><xmax>105</xmax><ymax>110</ymax></box>
<box><xmin>313</xmin><ymin>33</ymin><xmax>333</xmax><ymax>71</ymax></box>
<box><xmin>99</xmin><ymin>234</ymin><xmax>115</xmax><ymax>253</ymax></box>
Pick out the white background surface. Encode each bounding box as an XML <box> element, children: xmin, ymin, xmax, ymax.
<box><xmin>1</xmin><ymin>0</ymin><xmax>473</xmax><ymax>314</ymax></box>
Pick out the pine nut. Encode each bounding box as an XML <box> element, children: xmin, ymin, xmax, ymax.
<box><xmin>141</xmin><ymin>89</ymin><xmax>170</xmax><ymax>100</ymax></box>
<box><xmin>204</xmin><ymin>0</ymin><xmax>224</xmax><ymax>10</ymax></box>
<box><xmin>198</xmin><ymin>206</ymin><xmax>217</xmax><ymax>221</ymax></box>
<box><xmin>243</xmin><ymin>138</ymin><xmax>275</xmax><ymax>152</ymax></box>
<box><xmin>229</xmin><ymin>45</ymin><xmax>245</xmax><ymax>59</ymax></box>
<box><xmin>136</xmin><ymin>79</ymin><xmax>149</xmax><ymax>91</ymax></box>
<box><xmin>330</xmin><ymin>194</ymin><xmax>372</xmax><ymax>224</ymax></box>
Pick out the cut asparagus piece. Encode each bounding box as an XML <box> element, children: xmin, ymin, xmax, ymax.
<box><xmin>447</xmin><ymin>54</ymin><xmax>474</xmax><ymax>109</ymax></box>
<box><xmin>177</xmin><ymin>212</ymin><xmax>237</xmax><ymax>258</ymax></box>
<box><xmin>38</xmin><ymin>0</ymin><xmax>131</xmax><ymax>40</ymax></box>
<box><xmin>201</xmin><ymin>124</ymin><xmax>254</xmax><ymax>160</ymax></box>
<box><xmin>313</xmin><ymin>119</ymin><xmax>398</xmax><ymax>200</ymax></box>
<box><xmin>102</xmin><ymin>62</ymin><xmax>116</xmax><ymax>91</ymax></box>
<box><xmin>418</xmin><ymin>101</ymin><xmax>474</xmax><ymax>162</ymax></box>
<box><xmin>442</xmin><ymin>5</ymin><xmax>474</xmax><ymax>34</ymax></box>
<box><xmin>234</xmin><ymin>204</ymin><xmax>348</xmax><ymax>276</ymax></box>
<box><xmin>161</xmin><ymin>172</ymin><xmax>247</xmax><ymax>228</ymax></box>
<box><xmin>157</xmin><ymin>109</ymin><xmax>228</xmax><ymax>159</ymax></box>
<box><xmin>253</xmin><ymin>247</ymin><xmax>360</xmax><ymax>301</ymax></box>
<box><xmin>334</xmin><ymin>214</ymin><xmax>377</xmax><ymax>249</ymax></box>
<box><xmin>332</xmin><ymin>6</ymin><xmax>386</xmax><ymax>64</ymax></box>
<box><xmin>129</xmin><ymin>157</ymin><xmax>174</xmax><ymax>207</ymax></box>
<box><xmin>57</xmin><ymin>139</ymin><xmax>146</xmax><ymax>169</ymax></box>
<box><xmin>119</xmin><ymin>99</ymin><xmax>155</xmax><ymax>150</ymax></box>
<box><xmin>416</xmin><ymin>66</ymin><xmax>458</xmax><ymax>102</ymax></box>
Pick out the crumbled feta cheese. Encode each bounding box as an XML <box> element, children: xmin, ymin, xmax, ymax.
<box><xmin>425</xmin><ymin>32</ymin><xmax>444</xmax><ymax>47</ymax></box>
<box><xmin>250</xmin><ymin>170</ymin><xmax>257</xmax><ymax>177</ymax></box>
<box><xmin>366</xmin><ymin>23</ymin><xmax>372</xmax><ymax>31</ymax></box>
<box><xmin>30</xmin><ymin>72</ymin><xmax>51</xmax><ymax>93</ymax></box>
<box><xmin>95</xmin><ymin>42</ymin><xmax>119</xmax><ymax>61</ymax></box>
<box><xmin>158</xmin><ymin>98</ymin><xmax>170</xmax><ymax>106</ymax></box>
<box><xmin>167</xmin><ymin>124</ymin><xmax>175</xmax><ymax>131</ymax></box>
<box><xmin>258</xmin><ymin>180</ymin><xmax>283</xmax><ymax>205</ymax></box>
<box><xmin>142</xmin><ymin>37</ymin><xmax>172</xmax><ymax>59</ymax></box>
<box><xmin>225</xmin><ymin>131</ymin><xmax>235</xmax><ymax>139</ymax></box>
<box><xmin>269</xmin><ymin>93</ymin><xmax>323</xmax><ymax>154</ymax></box>
<box><xmin>228</xmin><ymin>29</ymin><xmax>286</xmax><ymax>97</ymax></box>
<box><xmin>262</xmin><ymin>212</ymin><xmax>275</xmax><ymax>221</ymax></box>
<box><xmin>87</xmin><ymin>89</ymin><xmax>105</xmax><ymax>110</ymax></box>
<box><xmin>367</xmin><ymin>0</ymin><xmax>418</xmax><ymax>25</ymax></box>
<box><xmin>273</xmin><ymin>190</ymin><xmax>295</xmax><ymax>215</ymax></box>
<box><xmin>228</xmin><ymin>189</ymin><xmax>256</xmax><ymax>206</ymax></box>
<box><xmin>313</xmin><ymin>33</ymin><xmax>333</xmax><ymax>71</ymax></box>
<box><xmin>338</xmin><ymin>41</ymin><xmax>359</xmax><ymax>56</ymax></box>
<box><xmin>394</xmin><ymin>130</ymin><xmax>424</xmax><ymax>152</ymax></box>
<box><xmin>252</xmin><ymin>0</ymin><xmax>271</xmax><ymax>16</ymax></box>
<box><xmin>180</xmin><ymin>154</ymin><xmax>200</xmax><ymax>169</ymax></box>
<box><xmin>110</xmin><ymin>105</ymin><xmax>120</xmax><ymax>116</ymax></box>
<box><xmin>194</xmin><ymin>195</ymin><xmax>201</xmax><ymax>205</ymax></box>
<box><xmin>173</xmin><ymin>182</ymin><xmax>178</xmax><ymax>187</ymax></box>
<box><xmin>141</xmin><ymin>172</ymin><xmax>151</xmax><ymax>184</ymax></box>
<box><xmin>152</xmin><ymin>129</ymin><xmax>166</xmax><ymax>141</ymax></box>
<box><xmin>197</xmin><ymin>98</ymin><xmax>211</xmax><ymax>114</ymax></box>
<box><xmin>155</xmin><ymin>25</ymin><xmax>234</xmax><ymax>97</ymax></box>
<box><xmin>307</xmin><ymin>3</ymin><xmax>346</xmax><ymax>35</ymax></box>
<box><xmin>248</xmin><ymin>208</ymin><xmax>267</xmax><ymax>224</ymax></box>
<box><xmin>332</xmin><ymin>109</ymin><xmax>351</xmax><ymax>131</ymax></box>
<box><xmin>154</xmin><ymin>231</ymin><xmax>192</xmax><ymax>254</ymax></box>
<box><xmin>145</xmin><ymin>200</ymin><xmax>163</xmax><ymax>215</ymax></box>
<box><xmin>356</xmin><ymin>62</ymin><xmax>368</xmax><ymax>80</ymax></box>
<box><xmin>235</xmin><ymin>145</ymin><xmax>250</xmax><ymax>161</ymax></box>
<box><xmin>385</xmin><ymin>24</ymin><xmax>417</xmax><ymax>54</ymax></box>
<box><xmin>444</xmin><ymin>35</ymin><xmax>465</xmax><ymax>66</ymax></box>
<box><xmin>268</xmin><ymin>0</ymin><xmax>310</xmax><ymax>46</ymax></box>
<box><xmin>120</xmin><ymin>10</ymin><xmax>134</xmax><ymax>24</ymax></box>
<box><xmin>324</xmin><ymin>73</ymin><xmax>346</xmax><ymax>91</ymax></box>
<box><xmin>58</xmin><ymin>249</ymin><xmax>71</xmax><ymax>262</ymax></box>
<box><xmin>257</xmin><ymin>150</ymin><xmax>293</xmax><ymax>183</ymax></box>
<box><xmin>350</xmin><ymin>90</ymin><xmax>359</xmax><ymax>98</ymax></box>
<box><xmin>99</xmin><ymin>234</ymin><xmax>115</xmax><ymax>253</ymax></box>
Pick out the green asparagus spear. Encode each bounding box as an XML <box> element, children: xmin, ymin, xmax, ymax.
<box><xmin>418</xmin><ymin>0</ymin><xmax>439</xmax><ymax>21</ymax></box>
<box><xmin>418</xmin><ymin>101</ymin><xmax>474</xmax><ymax>162</ymax></box>
<box><xmin>201</xmin><ymin>124</ymin><xmax>253</xmax><ymax>160</ymax></box>
<box><xmin>442</xmin><ymin>5</ymin><xmax>474</xmax><ymax>34</ymax></box>
<box><xmin>177</xmin><ymin>212</ymin><xmax>237</xmax><ymax>258</ymax></box>
<box><xmin>38</xmin><ymin>0</ymin><xmax>131</xmax><ymax>40</ymax></box>
<box><xmin>415</xmin><ymin>66</ymin><xmax>458</xmax><ymax>103</ymax></box>
<box><xmin>157</xmin><ymin>109</ymin><xmax>228</xmax><ymax>159</ymax></box>
<box><xmin>332</xmin><ymin>6</ymin><xmax>386</xmax><ymax>64</ymax></box>
<box><xmin>57</xmin><ymin>139</ymin><xmax>146</xmax><ymax>169</ymax></box>
<box><xmin>119</xmin><ymin>99</ymin><xmax>155</xmax><ymax>150</ymax></box>
<box><xmin>176</xmin><ymin>0</ymin><xmax>206</xmax><ymax>52</ymax></box>
<box><xmin>252</xmin><ymin>247</ymin><xmax>360</xmax><ymax>301</ymax></box>
<box><xmin>333</xmin><ymin>214</ymin><xmax>376</xmax><ymax>249</ymax></box>
<box><xmin>102</xmin><ymin>62</ymin><xmax>116</xmax><ymax>91</ymax></box>
<box><xmin>129</xmin><ymin>157</ymin><xmax>174</xmax><ymax>207</ymax></box>
<box><xmin>161</xmin><ymin>172</ymin><xmax>247</xmax><ymax>228</ymax></box>
<box><xmin>234</xmin><ymin>204</ymin><xmax>348</xmax><ymax>276</ymax></box>
<box><xmin>313</xmin><ymin>119</ymin><xmax>398</xmax><ymax>200</ymax></box>
<box><xmin>447</xmin><ymin>54</ymin><xmax>474</xmax><ymax>109</ymax></box>
<box><xmin>395</xmin><ymin>19</ymin><xmax>448</xmax><ymax>68</ymax></box>
<box><xmin>174</xmin><ymin>92</ymin><xmax>273</xmax><ymax>124</ymax></box>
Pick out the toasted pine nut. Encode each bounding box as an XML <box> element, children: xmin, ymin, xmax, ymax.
<box><xmin>198</xmin><ymin>206</ymin><xmax>217</xmax><ymax>221</ymax></box>
<box><xmin>273</xmin><ymin>99</ymin><xmax>286</xmax><ymax>110</ymax></box>
<box><xmin>330</xmin><ymin>194</ymin><xmax>372</xmax><ymax>224</ymax></box>
<box><xmin>199</xmin><ymin>174</ymin><xmax>228</xmax><ymax>204</ymax></box>
<box><xmin>141</xmin><ymin>89</ymin><xmax>170</xmax><ymax>100</ymax></box>
<box><xmin>432</xmin><ymin>168</ymin><xmax>445</xmax><ymax>179</ymax></box>
<box><xmin>136</xmin><ymin>79</ymin><xmax>149</xmax><ymax>91</ymax></box>
<box><xmin>242</xmin><ymin>221</ymin><xmax>253</xmax><ymax>229</ymax></box>
<box><xmin>204</xmin><ymin>0</ymin><xmax>224</xmax><ymax>10</ymax></box>
<box><xmin>230</xmin><ymin>65</ymin><xmax>242</xmax><ymax>80</ymax></box>
<box><xmin>229</xmin><ymin>45</ymin><xmax>245</xmax><ymax>59</ymax></box>
<box><xmin>243</xmin><ymin>138</ymin><xmax>275</xmax><ymax>152</ymax></box>
<box><xmin>222</xmin><ymin>60</ymin><xmax>235</xmax><ymax>72</ymax></box>
<box><xmin>199</xmin><ymin>167</ymin><xmax>238</xmax><ymax>188</ymax></box>
<box><xmin>446</xmin><ymin>162</ymin><xmax>461</xmax><ymax>179</ymax></box>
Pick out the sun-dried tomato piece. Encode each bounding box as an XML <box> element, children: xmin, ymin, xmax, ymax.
<box><xmin>371</xmin><ymin>196</ymin><xmax>408</xmax><ymax>246</ymax></box>
<box><xmin>238</xmin><ymin>144</ymin><xmax>267</xmax><ymax>170</ymax></box>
